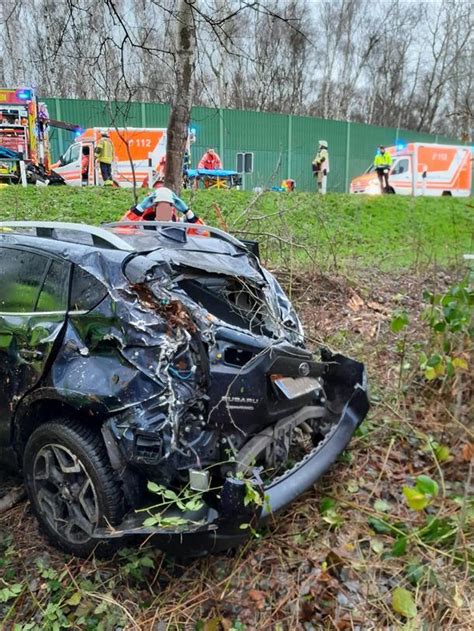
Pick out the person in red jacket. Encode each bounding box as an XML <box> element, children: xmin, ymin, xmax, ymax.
<box><xmin>197</xmin><ymin>148</ymin><xmax>222</xmax><ymax>170</ymax></box>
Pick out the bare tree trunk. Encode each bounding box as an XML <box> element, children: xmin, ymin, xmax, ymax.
<box><xmin>164</xmin><ymin>0</ymin><xmax>196</xmax><ymax>194</ymax></box>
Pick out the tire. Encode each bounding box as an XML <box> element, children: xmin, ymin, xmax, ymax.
<box><xmin>23</xmin><ymin>419</ymin><xmax>124</xmax><ymax>557</ymax></box>
<box><xmin>441</xmin><ymin>190</ymin><xmax>452</xmax><ymax>196</ymax></box>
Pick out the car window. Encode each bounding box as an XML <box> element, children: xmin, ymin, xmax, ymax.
<box><xmin>61</xmin><ymin>147</ymin><xmax>71</xmax><ymax>164</ymax></box>
<box><xmin>392</xmin><ymin>158</ymin><xmax>409</xmax><ymax>175</ymax></box>
<box><xmin>0</xmin><ymin>248</ymin><xmax>70</xmax><ymax>314</ymax></box>
<box><xmin>70</xmin><ymin>265</ymin><xmax>108</xmax><ymax>311</ymax></box>
<box><xmin>62</xmin><ymin>144</ymin><xmax>80</xmax><ymax>165</ymax></box>
<box><xmin>36</xmin><ymin>259</ymin><xmax>70</xmax><ymax>312</ymax></box>
<box><xmin>0</xmin><ymin>248</ymin><xmax>49</xmax><ymax>313</ymax></box>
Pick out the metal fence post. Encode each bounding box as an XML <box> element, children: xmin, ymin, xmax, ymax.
<box><xmin>345</xmin><ymin>121</ymin><xmax>351</xmax><ymax>193</ymax></box>
<box><xmin>141</xmin><ymin>102</ymin><xmax>146</xmax><ymax>128</ymax></box>
<box><xmin>219</xmin><ymin>109</ymin><xmax>224</xmax><ymax>161</ymax></box>
<box><xmin>287</xmin><ymin>114</ymin><xmax>292</xmax><ymax>179</ymax></box>
<box><xmin>55</xmin><ymin>98</ymin><xmax>65</xmax><ymax>156</ymax></box>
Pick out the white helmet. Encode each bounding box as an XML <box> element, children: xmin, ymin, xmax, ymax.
<box><xmin>100</xmin><ymin>128</ymin><xmax>109</xmax><ymax>136</ymax></box>
<box><xmin>319</xmin><ymin>140</ymin><xmax>328</xmax><ymax>148</ymax></box>
<box><xmin>153</xmin><ymin>187</ymin><xmax>175</xmax><ymax>204</ymax></box>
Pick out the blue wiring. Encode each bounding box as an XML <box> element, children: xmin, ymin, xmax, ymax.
<box><xmin>168</xmin><ymin>366</ymin><xmax>193</xmax><ymax>381</ymax></box>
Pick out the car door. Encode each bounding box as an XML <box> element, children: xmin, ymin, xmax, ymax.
<box><xmin>53</xmin><ymin>143</ymin><xmax>83</xmax><ymax>186</ymax></box>
<box><xmin>0</xmin><ymin>246</ymin><xmax>71</xmax><ymax>445</ymax></box>
<box><xmin>390</xmin><ymin>157</ymin><xmax>411</xmax><ymax>195</ymax></box>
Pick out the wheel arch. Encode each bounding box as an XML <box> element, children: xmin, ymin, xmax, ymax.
<box><xmin>13</xmin><ymin>391</ymin><xmax>109</xmax><ymax>458</ymax></box>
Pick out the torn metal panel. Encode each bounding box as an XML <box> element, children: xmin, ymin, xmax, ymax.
<box><xmin>0</xmin><ymin>222</ymin><xmax>369</xmax><ymax>557</ymax></box>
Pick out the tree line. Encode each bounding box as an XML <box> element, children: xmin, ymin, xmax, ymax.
<box><xmin>0</xmin><ymin>0</ymin><xmax>472</xmax><ymax>141</ymax></box>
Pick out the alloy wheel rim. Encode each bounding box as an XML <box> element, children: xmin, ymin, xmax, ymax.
<box><xmin>33</xmin><ymin>443</ymin><xmax>99</xmax><ymax>544</ymax></box>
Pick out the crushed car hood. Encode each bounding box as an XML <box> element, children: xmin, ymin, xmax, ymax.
<box><xmin>120</xmin><ymin>230</ymin><xmax>266</xmax><ymax>284</ymax></box>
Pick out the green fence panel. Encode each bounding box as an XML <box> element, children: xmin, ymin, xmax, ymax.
<box><xmin>43</xmin><ymin>96</ymin><xmax>467</xmax><ymax>191</ymax></box>
<box><xmin>291</xmin><ymin>116</ymin><xmax>348</xmax><ymax>192</ymax></box>
<box><xmin>141</xmin><ymin>102</ymin><xmax>169</xmax><ymax>128</ymax></box>
<box><xmin>347</xmin><ymin>122</ymin><xmax>396</xmax><ymax>185</ymax></box>
<box><xmin>222</xmin><ymin>109</ymin><xmax>289</xmax><ymax>189</ymax></box>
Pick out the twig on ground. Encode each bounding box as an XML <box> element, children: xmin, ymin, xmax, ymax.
<box><xmin>0</xmin><ymin>486</ymin><xmax>26</xmax><ymax>513</ymax></box>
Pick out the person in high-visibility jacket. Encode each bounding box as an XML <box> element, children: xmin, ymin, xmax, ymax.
<box><xmin>120</xmin><ymin>186</ymin><xmax>208</xmax><ymax>236</ymax></box>
<box><xmin>312</xmin><ymin>140</ymin><xmax>329</xmax><ymax>194</ymax></box>
<box><xmin>374</xmin><ymin>146</ymin><xmax>393</xmax><ymax>193</ymax></box>
<box><xmin>94</xmin><ymin>130</ymin><xmax>114</xmax><ymax>185</ymax></box>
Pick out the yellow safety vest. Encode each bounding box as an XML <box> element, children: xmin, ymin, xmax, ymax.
<box><xmin>374</xmin><ymin>151</ymin><xmax>392</xmax><ymax>168</ymax></box>
<box><xmin>95</xmin><ymin>137</ymin><xmax>114</xmax><ymax>164</ymax></box>
<box><xmin>313</xmin><ymin>148</ymin><xmax>328</xmax><ymax>166</ymax></box>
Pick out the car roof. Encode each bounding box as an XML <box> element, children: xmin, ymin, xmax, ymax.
<box><xmin>0</xmin><ymin>221</ymin><xmax>249</xmax><ymax>256</ymax></box>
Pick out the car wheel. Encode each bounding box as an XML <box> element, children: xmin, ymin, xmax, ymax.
<box><xmin>23</xmin><ymin>419</ymin><xmax>124</xmax><ymax>556</ymax></box>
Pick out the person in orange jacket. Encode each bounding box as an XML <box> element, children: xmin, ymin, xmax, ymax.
<box><xmin>197</xmin><ymin>148</ymin><xmax>222</xmax><ymax>170</ymax></box>
<box><xmin>121</xmin><ymin>187</ymin><xmax>207</xmax><ymax>235</ymax></box>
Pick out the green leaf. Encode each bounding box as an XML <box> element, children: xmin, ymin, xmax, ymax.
<box><xmin>322</xmin><ymin>508</ymin><xmax>343</xmax><ymax>527</ymax></box>
<box><xmin>0</xmin><ymin>583</ymin><xmax>23</xmax><ymax>603</ymax></box>
<box><xmin>139</xmin><ymin>556</ymin><xmax>155</xmax><ymax>568</ymax></box>
<box><xmin>374</xmin><ymin>499</ymin><xmax>392</xmax><ymax>513</ymax></box>
<box><xmin>368</xmin><ymin>517</ymin><xmax>394</xmax><ymax>535</ymax></box>
<box><xmin>147</xmin><ymin>481</ymin><xmax>164</xmax><ymax>494</ymax></box>
<box><xmin>159</xmin><ymin>516</ymin><xmax>189</xmax><ymax>528</ymax></box>
<box><xmin>162</xmin><ymin>489</ymin><xmax>179</xmax><ymax>501</ymax></box>
<box><xmin>403</xmin><ymin>486</ymin><xmax>429</xmax><ymax>511</ymax></box>
<box><xmin>415</xmin><ymin>475</ymin><xmax>439</xmax><ymax>497</ymax></box>
<box><xmin>434</xmin><ymin>444</ymin><xmax>450</xmax><ymax>463</ymax></box>
<box><xmin>391</xmin><ymin>311</ymin><xmax>409</xmax><ymax>333</ymax></box>
<box><xmin>243</xmin><ymin>481</ymin><xmax>262</xmax><ymax>507</ymax></box>
<box><xmin>452</xmin><ymin>357</ymin><xmax>468</xmax><ymax>370</ymax></box>
<box><xmin>320</xmin><ymin>497</ymin><xmax>336</xmax><ymax>514</ymax></box>
<box><xmin>185</xmin><ymin>497</ymin><xmax>204</xmax><ymax>511</ymax></box>
<box><xmin>391</xmin><ymin>536</ymin><xmax>408</xmax><ymax>557</ymax></box>
<box><xmin>392</xmin><ymin>587</ymin><xmax>417</xmax><ymax>619</ymax></box>
<box><xmin>66</xmin><ymin>592</ymin><xmax>82</xmax><ymax>606</ymax></box>
<box><xmin>419</xmin><ymin>517</ymin><xmax>455</xmax><ymax>545</ymax></box>
<box><xmin>427</xmin><ymin>353</ymin><xmax>442</xmax><ymax>367</ymax></box>
<box><xmin>406</xmin><ymin>561</ymin><xmax>425</xmax><ymax>586</ymax></box>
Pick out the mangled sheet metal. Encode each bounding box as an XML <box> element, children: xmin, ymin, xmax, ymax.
<box><xmin>0</xmin><ymin>222</ymin><xmax>369</xmax><ymax>555</ymax></box>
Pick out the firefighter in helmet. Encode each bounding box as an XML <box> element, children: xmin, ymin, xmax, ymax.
<box><xmin>312</xmin><ymin>140</ymin><xmax>329</xmax><ymax>194</ymax></box>
<box><xmin>94</xmin><ymin>129</ymin><xmax>114</xmax><ymax>185</ymax></box>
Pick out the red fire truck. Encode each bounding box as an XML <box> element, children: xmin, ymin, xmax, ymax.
<box><xmin>0</xmin><ymin>87</ymin><xmax>65</xmax><ymax>185</ymax></box>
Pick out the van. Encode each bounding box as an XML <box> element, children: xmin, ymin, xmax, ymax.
<box><xmin>53</xmin><ymin>127</ymin><xmax>189</xmax><ymax>188</ymax></box>
<box><xmin>350</xmin><ymin>143</ymin><xmax>472</xmax><ymax>196</ymax></box>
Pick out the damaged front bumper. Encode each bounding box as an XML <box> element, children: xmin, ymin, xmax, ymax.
<box><xmin>92</xmin><ymin>354</ymin><xmax>369</xmax><ymax>556</ymax></box>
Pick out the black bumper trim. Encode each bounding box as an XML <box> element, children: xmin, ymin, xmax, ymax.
<box><xmin>91</xmin><ymin>381</ymin><xmax>369</xmax><ymax>555</ymax></box>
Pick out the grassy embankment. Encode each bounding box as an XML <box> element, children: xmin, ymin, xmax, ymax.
<box><xmin>0</xmin><ymin>187</ymin><xmax>472</xmax><ymax>272</ymax></box>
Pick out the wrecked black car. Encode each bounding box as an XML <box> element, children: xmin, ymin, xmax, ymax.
<box><xmin>0</xmin><ymin>220</ymin><xmax>369</xmax><ymax>556</ymax></box>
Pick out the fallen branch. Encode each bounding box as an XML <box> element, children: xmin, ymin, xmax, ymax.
<box><xmin>0</xmin><ymin>486</ymin><xmax>26</xmax><ymax>513</ymax></box>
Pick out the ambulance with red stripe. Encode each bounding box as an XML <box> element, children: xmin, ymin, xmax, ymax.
<box><xmin>53</xmin><ymin>127</ymin><xmax>192</xmax><ymax>188</ymax></box>
<box><xmin>350</xmin><ymin>143</ymin><xmax>472</xmax><ymax>196</ymax></box>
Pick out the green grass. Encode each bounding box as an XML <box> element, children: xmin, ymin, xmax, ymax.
<box><xmin>1</xmin><ymin>187</ymin><xmax>472</xmax><ymax>271</ymax></box>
